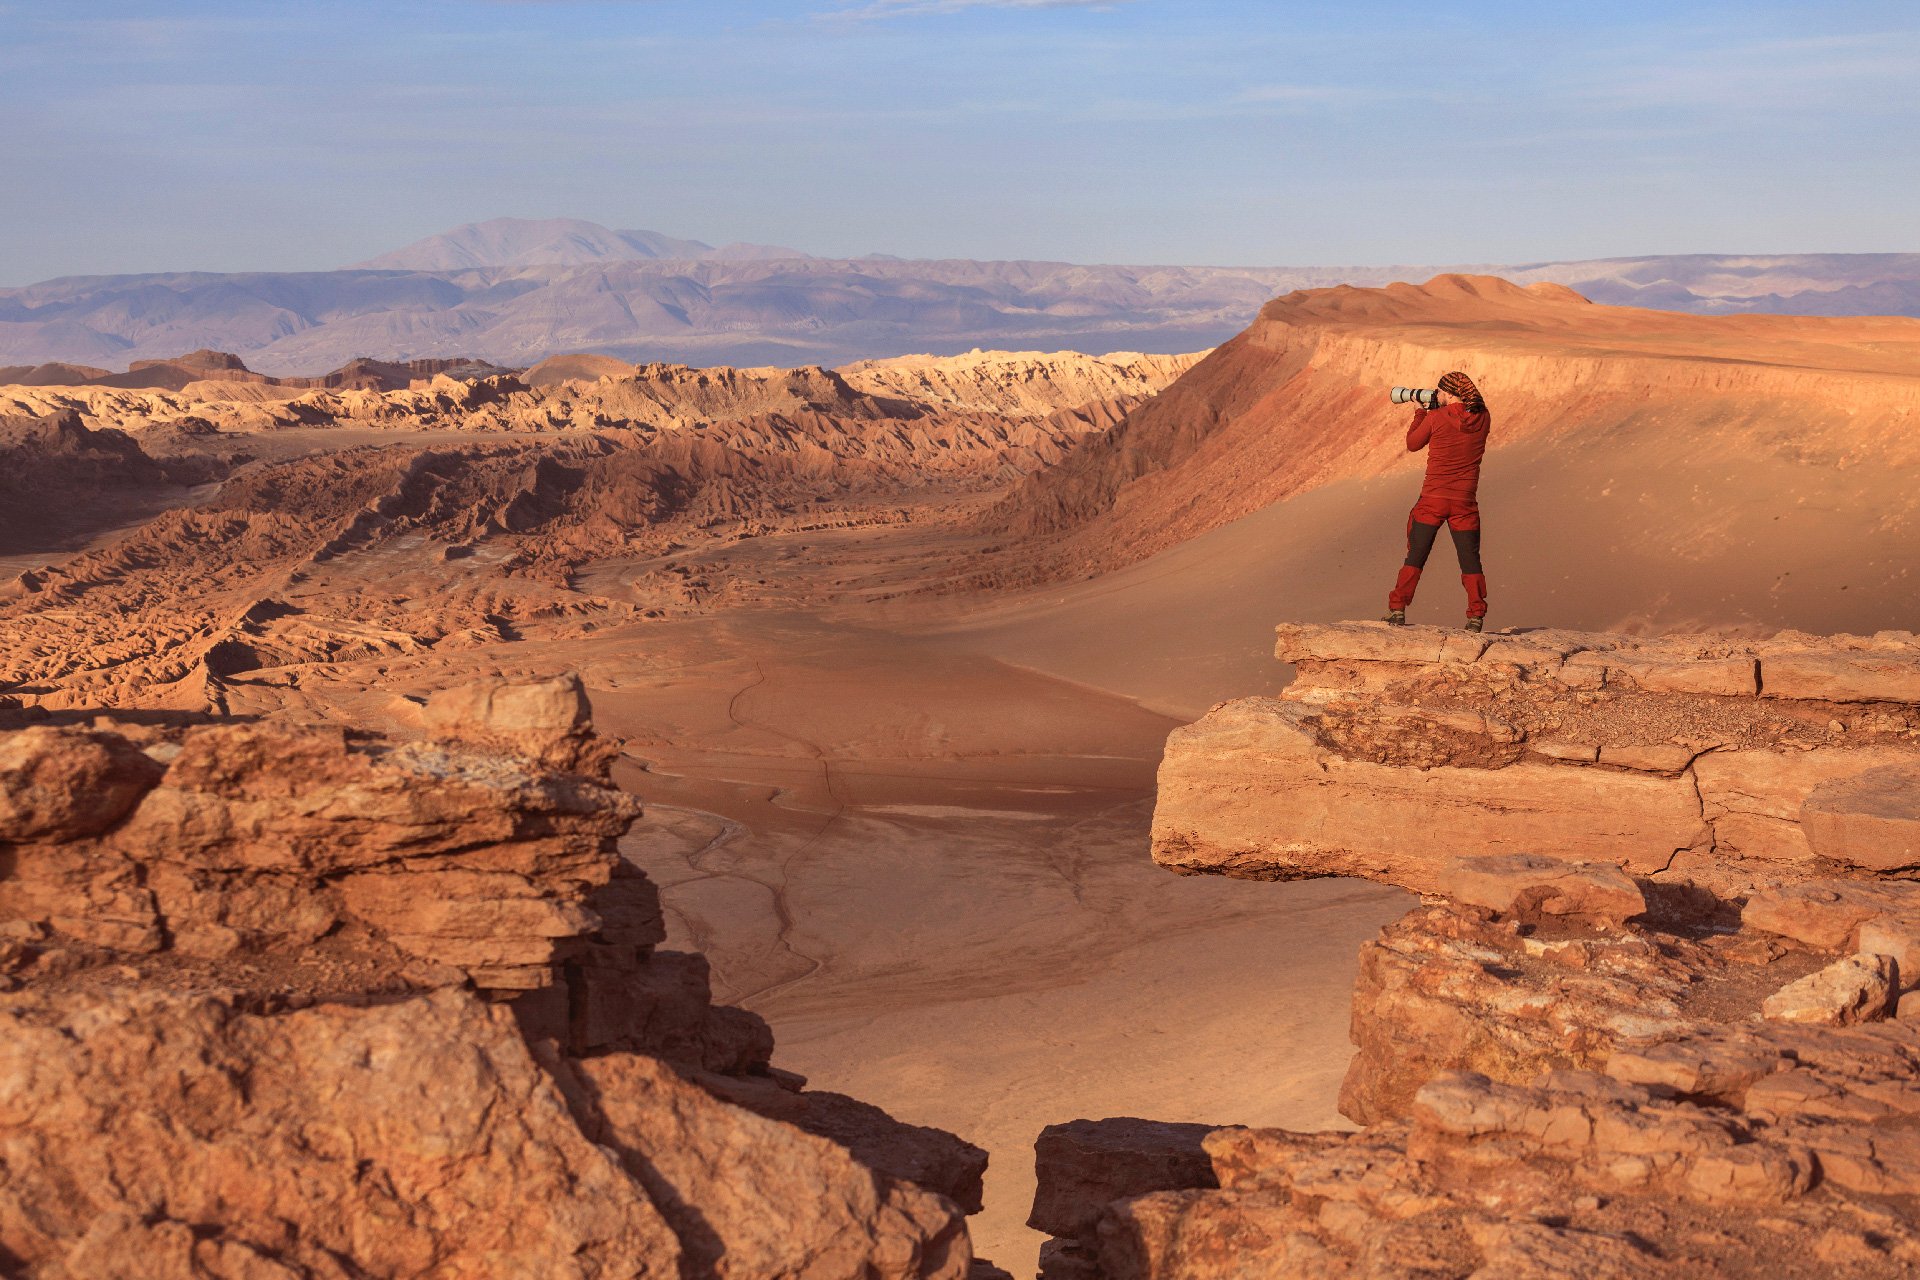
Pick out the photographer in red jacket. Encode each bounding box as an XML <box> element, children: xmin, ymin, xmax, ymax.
<box><xmin>1384</xmin><ymin>370</ymin><xmax>1490</xmax><ymax>631</ymax></box>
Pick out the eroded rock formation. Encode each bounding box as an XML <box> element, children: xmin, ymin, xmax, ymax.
<box><xmin>1030</xmin><ymin>622</ymin><xmax>1920</xmax><ymax>1278</ymax></box>
<box><xmin>0</xmin><ymin>676</ymin><xmax>990</xmax><ymax>1279</ymax></box>
<box><xmin>0</xmin><ymin>408</ymin><xmax>230</xmax><ymax>548</ymax></box>
<box><xmin>0</xmin><ymin>347</ymin><xmax>1198</xmax><ymax>443</ymax></box>
<box><xmin>1155</xmin><ymin>622</ymin><xmax>1920</xmax><ymax>896</ymax></box>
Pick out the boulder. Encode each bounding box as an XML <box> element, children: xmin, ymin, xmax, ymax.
<box><xmin>423</xmin><ymin>671</ymin><xmax>592</xmax><ymax>739</ymax></box>
<box><xmin>1438</xmin><ymin>852</ymin><xmax>1646</xmax><ymax>926</ymax></box>
<box><xmin>562</xmin><ymin>1051</ymin><xmax>972</xmax><ymax>1280</ymax></box>
<box><xmin>0</xmin><ymin>986</ymin><xmax>683</xmax><ymax>1279</ymax></box>
<box><xmin>700</xmin><ymin>1071</ymin><xmax>990</xmax><ymax>1213</ymax></box>
<box><xmin>1858</xmin><ymin>918</ymin><xmax>1920</xmax><ymax>987</ymax></box>
<box><xmin>0</xmin><ymin>726</ymin><xmax>161</xmax><ymax>842</ymax></box>
<box><xmin>1761</xmin><ymin>953</ymin><xmax>1896</xmax><ymax>1025</ymax></box>
<box><xmin>1801</xmin><ymin>764</ymin><xmax>1920</xmax><ymax>871</ymax></box>
<box><xmin>422</xmin><ymin>671</ymin><xmax>615</xmax><ymax>775</ymax></box>
<box><xmin>1742</xmin><ymin>878</ymin><xmax>1920</xmax><ymax>951</ymax></box>
<box><xmin>1030</xmin><ymin>1118</ymin><xmax>1227</xmax><ymax>1243</ymax></box>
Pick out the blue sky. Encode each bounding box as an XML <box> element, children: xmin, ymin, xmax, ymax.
<box><xmin>2</xmin><ymin>0</ymin><xmax>1915</xmax><ymax>282</ymax></box>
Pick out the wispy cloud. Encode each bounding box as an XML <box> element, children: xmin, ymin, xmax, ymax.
<box><xmin>1566</xmin><ymin>29</ymin><xmax>1920</xmax><ymax>115</ymax></box>
<box><xmin>821</xmin><ymin>0</ymin><xmax>1128</xmax><ymax>21</ymax></box>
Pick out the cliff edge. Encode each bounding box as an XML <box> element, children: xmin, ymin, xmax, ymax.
<box><xmin>0</xmin><ymin>678</ymin><xmax>997</xmax><ymax>1279</ymax></box>
<box><xmin>1028</xmin><ymin>622</ymin><xmax>1920</xmax><ymax>1279</ymax></box>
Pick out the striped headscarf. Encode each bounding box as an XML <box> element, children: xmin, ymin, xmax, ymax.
<box><xmin>1438</xmin><ymin>370</ymin><xmax>1483</xmax><ymax>409</ymax></box>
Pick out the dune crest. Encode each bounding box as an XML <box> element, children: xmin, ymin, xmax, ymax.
<box><xmin>980</xmin><ymin>273</ymin><xmax>1920</xmax><ymax>588</ymax></box>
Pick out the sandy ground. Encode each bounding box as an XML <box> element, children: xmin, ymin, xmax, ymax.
<box><xmin>908</xmin><ymin>432</ymin><xmax>1920</xmax><ymax>721</ymax></box>
<box><xmin>585</xmin><ymin>613</ymin><xmax>1407</xmax><ymax>1273</ymax></box>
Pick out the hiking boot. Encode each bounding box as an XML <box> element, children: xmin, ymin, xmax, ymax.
<box><xmin>1464</xmin><ymin>617</ymin><xmax>1484</xmax><ymax>633</ymax></box>
<box><xmin>1384</xmin><ymin>609</ymin><xmax>1407</xmax><ymax>627</ymax></box>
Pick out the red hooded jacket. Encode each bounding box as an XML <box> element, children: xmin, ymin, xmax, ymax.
<box><xmin>1406</xmin><ymin>402</ymin><xmax>1491</xmax><ymax>506</ymax></box>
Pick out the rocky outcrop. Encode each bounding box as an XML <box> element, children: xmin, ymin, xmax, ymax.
<box><xmin>0</xmin><ymin>708</ymin><xmax>634</xmax><ymax>991</ymax></box>
<box><xmin>0</xmin><ymin>409</ymin><xmax>229</xmax><ymax>549</ymax></box>
<box><xmin>0</xmin><ymin>677</ymin><xmax>988</xmax><ymax>1279</ymax></box>
<box><xmin>840</xmin><ymin>349</ymin><xmax>1205</xmax><ymax>419</ymax></box>
<box><xmin>0</xmin><ymin>407</ymin><xmax>1069</xmax><ymax>710</ymax></box>
<box><xmin>1035</xmin><ymin>623</ymin><xmax>1920</xmax><ymax>1277</ymax></box>
<box><xmin>1154</xmin><ymin>622</ymin><xmax>1920</xmax><ymax>898</ymax></box>
<box><xmin>1032</xmin><ymin>874</ymin><xmax>1920</xmax><ymax>1278</ymax></box>
<box><xmin>0</xmin><ymin>347</ymin><xmax>1193</xmax><ymax>443</ymax></box>
<box><xmin>1087</xmin><ymin>1057</ymin><xmax>1920</xmax><ymax>1280</ymax></box>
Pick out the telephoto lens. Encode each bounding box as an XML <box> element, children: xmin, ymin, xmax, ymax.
<box><xmin>1390</xmin><ymin>386</ymin><xmax>1440</xmax><ymax>407</ymax></box>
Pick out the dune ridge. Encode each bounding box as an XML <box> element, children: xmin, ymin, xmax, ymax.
<box><xmin>982</xmin><ymin>274</ymin><xmax>1920</xmax><ymax>584</ymax></box>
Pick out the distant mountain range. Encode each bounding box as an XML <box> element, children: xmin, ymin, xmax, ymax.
<box><xmin>350</xmin><ymin>217</ymin><xmax>809</xmax><ymax>271</ymax></box>
<box><xmin>3</xmin><ymin>218</ymin><xmax>1916</xmax><ymax>376</ymax></box>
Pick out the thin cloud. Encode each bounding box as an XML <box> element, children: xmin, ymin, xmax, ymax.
<box><xmin>821</xmin><ymin>0</ymin><xmax>1129</xmax><ymax>21</ymax></box>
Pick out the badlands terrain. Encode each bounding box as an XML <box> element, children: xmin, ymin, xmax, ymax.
<box><xmin>5</xmin><ymin>274</ymin><xmax>1920</xmax><ymax>1276</ymax></box>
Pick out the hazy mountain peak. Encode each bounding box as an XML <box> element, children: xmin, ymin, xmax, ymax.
<box><xmin>349</xmin><ymin>217</ymin><xmax>810</xmax><ymax>271</ymax></box>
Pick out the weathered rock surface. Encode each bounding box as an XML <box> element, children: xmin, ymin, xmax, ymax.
<box><xmin>702</xmin><ymin>1070</ymin><xmax>990</xmax><ymax>1215</ymax></box>
<box><xmin>1337</xmin><ymin>901</ymin><xmax>1709</xmax><ymax>1125</ymax></box>
<box><xmin>0</xmin><ymin>408</ymin><xmax>229</xmax><ymax>550</ymax></box>
<box><xmin>0</xmin><ymin>714</ymin><xmax>637</xmax><ymax>991</ymax></box>
<box><xmin>1802</xmin><ymin>763</ymin><xmax>1920</xmax><ymax>871</ymax></box>
<box><xmin>1440</xmin><ymin>852</ymin><xmax>1646</xmax><ymax>926</ymax></box>
<box><xmin>1760</xmin><ymin>952</ymin><xmax>1896</xmax><ymax>1025</ymax></box>
<box><xmin>0</xmin><ymin>985</ymin><xmax>686</xmax><ymax>1279</ymax></box>
<box><xmin>559</xmin><ymin>1050</ymin><xmax>973</xmax><ymax>1280</ymax></box>
<box><xmin>1153</xmin><ymin>622</ymin><xmax>1920</xmax><ymax>897</ymax></box>
<box><xmin>0</xmin><ymin>685</ymin><xmax>985</xmax><ymax>1279</ymax></box>
<box><xmin>1038</xmin><ymin>1041</ymin><xmax>1920</xmax><ymax>1278</ymax></box>
<box><xmin>1049</xmin><ymin>623</ymin><xmax>1920</xmax><ymax>1277</ymax></box>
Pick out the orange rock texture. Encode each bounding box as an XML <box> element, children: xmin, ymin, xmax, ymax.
<box><xmin>0</xmin><ymin>678</ymin><xmax>989</xmax><ymax>1279</ymax></box>
<box><xmin>1029</xmin><ymin>622</ymin><xmax>1920</xmax><ymax>1278</ymax></box>
<box><xmin>1154</xmin><ymin>621</ymin><xmax>1920</xmax><ymax>896</ymax></box>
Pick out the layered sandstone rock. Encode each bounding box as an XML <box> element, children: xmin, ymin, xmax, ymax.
<box><xmin>1033</xmin><ymin>872</ymin><xmax>1920</xmax><ymax>1277</ymax></box>
<box><xmin>0</xmin><ymin>678</ymin><xmax>988</xmax><ymax>1279</ymax></box>
<box><xmin>0</xmin><ymin>710</ymin><xmax>635</xmax><ymax>991</ymax></box>
<box><xmin>1037</xmin><ymin>623</ymin><xmax>1920</xmax><ymax>1277</ymax></box>
<box><xmin>1037</xmin><ymin>1017</ymin><xmax>1920</xmax><ymax>1279</ymax></box>
<box><xmin>1153</xmin><ymin>622</ymin><xmax>1920</xmax><ymax>897</ymax></box>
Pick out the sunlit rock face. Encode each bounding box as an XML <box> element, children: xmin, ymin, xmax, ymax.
<box><xmin>0</xmin><ymin>682</ymin><xmax>986</xmax><ymax>1280</ymax></box>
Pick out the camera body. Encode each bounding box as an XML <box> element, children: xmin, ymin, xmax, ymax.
<box><xmin>1391</xmin><ymin>386</ymin><xmax>1441</xmax><ymax>409</ymax></box>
